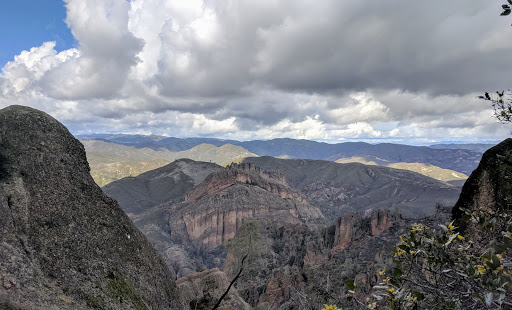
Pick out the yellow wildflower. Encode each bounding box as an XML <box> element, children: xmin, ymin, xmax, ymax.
<box><xmin>411</xmin><ymin>223</ymin><xmax>429</xmax><ymax>232</ymax></box>
<box><xmin>457</xmin><ymin>235</ymin><xmax>465</xmax><ymax>241</ymax></box>
<box><xmin>387</xmin><ymin>288</ymin><xmax>395</xmax><ymax>294</ymax></box>
<box><xmin>378</xmin><ymin>268</ymin><xmax>386</xmax><ymax>275</ymax></box>
<box><xmin>476</xmin><ymin>265</ymin><xmax>486</xmax><ymax>274</ymax></box>
<box><xmin>447</xmin><ymin>221</ymin><xmax>457</xmax><ymax>231</ymax></box>
<box><xmin>322</xmin><ymin>305</ymin><xmax>337</xmax><ymax>310</ymax></box>
<box><xmin>408</xmin><ymin>295</ymin><xmax>417</xmax><ymax>302</ymax></box>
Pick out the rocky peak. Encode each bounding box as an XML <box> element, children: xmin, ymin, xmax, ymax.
<box><xmin>331</xmin><ymin>209</ymin><xmax>398</xmax><ymax>252</ymax></box>
<box><xmin>0</xmin><ymin>106</ymin><xmax>181</xmax><ymax>309</ymax></box>
<box><xmin>185</xmin><ymin>161</ymin><xmax>307</xmax><ymax>204</ymax></box>
<box><xmin>227</xmin><ymin>162</ymin><xmax>286</xmax><ymax>184</ymax></box>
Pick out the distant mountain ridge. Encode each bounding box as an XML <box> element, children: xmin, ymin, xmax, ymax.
<box><xmin>79</xmin><ymin>134</ymin><xmax>485</xmax><ymax>188</ymax></box>
<box><xmin>78</xmin><ymin>134</ymin><xmax>493</xmax><ymax>166</ymax></box>
<box><xmin>240</xmin><ymin>157</ymin><xmax>460</xmax><ymax>218</ymax></box>
<box><xmin>81</xmin><ymin>139</ymin><xmax>257</xmax><ymax>186</ymax></box>
<box><xmin>428</xmin><ymin>143</ymin><xmax>496</xmax><ymax>153</ymax></box>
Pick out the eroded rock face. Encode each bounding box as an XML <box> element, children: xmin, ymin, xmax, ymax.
<box><xmin>332</xmin><ymin>213</ymin><xmax>367</xmax><ymax>252</ymax></box>
<box><xmin>332</xmin><ymin>209</ymin><xmax>396</xmax><ymax>252</ymax></box>
<box><xmin>174</xmin><ymin>183</ymin><xmax>323</xmax><ymax>250</ymax></box>
<box><xmin>160</xmin><ymin>162</ymin><xmax>325</xmax><ymax>250</ymax></box>
<box><xmin>0</xmin><ymin>106</ymin><xmax>181</xmax><ymax>309</ymax></box>
<box><xmin>371</xmin><ymin>209</ymin><xmax>395</xmax><ymax>236</ymax></box>
<box><xmin>258</xmin><ymin>266</ymin><xmax>307</xmax><ymax>308</ymax></box>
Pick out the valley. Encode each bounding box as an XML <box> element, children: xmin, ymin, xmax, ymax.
<box><xmin>102</xmin><ymin>155</ymin><xmax>461</xmax><ymax>308</ymax></box>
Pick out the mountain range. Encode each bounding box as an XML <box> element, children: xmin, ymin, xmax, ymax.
<box><xmin>79</xmin><ymin>134</ymin><xmax>488</xmax><ymax>186</ymax></box>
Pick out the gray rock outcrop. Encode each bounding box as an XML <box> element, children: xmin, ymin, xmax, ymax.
<box><xmin>0</xmin><ymin>106</ymin><xmax>181</xmax><ymax>309</ymax></box>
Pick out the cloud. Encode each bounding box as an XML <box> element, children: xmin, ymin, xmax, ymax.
<box><xmin>40</xmin><ymin>0</ymin><xmax>144</xmax><ymax>99</ymax></box>
<box><xmin>0</xmin><ymin>0</ymin><xmax>511</xmax><ymax>144</ymax></box>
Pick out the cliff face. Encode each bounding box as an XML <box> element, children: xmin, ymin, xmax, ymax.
<box><xmin>331</xmin><ymin>209</ymin><xmax>397</xmax><ymax>252</ymax></box>
<box><xmin>0</xmin><ymin>106</ymin><xmax>181</xmax><ymax>309</ymax></box>
<box><xmin>171</xmin><ymin>163</ymin><xmax>324</xmax><ymax>249</ymax></box>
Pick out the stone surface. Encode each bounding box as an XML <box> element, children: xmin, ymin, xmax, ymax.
<box><xmin>0</xmin><ymin>106</ymin><xmax>181</xmax><ymax>309</ymax></box>
<box><xmin>176</xmin><ymin>267</ymin><xmax>250</xmax><ymax>310</ymax></box>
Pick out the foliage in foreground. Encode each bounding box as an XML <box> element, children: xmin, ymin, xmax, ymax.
<box><xmin>480</xmin><ymin>90</ymin><xmax>512</xmax><ymax>124</ymax></box>
<box><xmin>344</xmin><ymin>152</ymin><xmax>512</xmax><ymax>309</ymax></box>
<box><xmin>344</xmin><ymin>213</ymin><xmax>511</xmax><ymax>309</ymax></box>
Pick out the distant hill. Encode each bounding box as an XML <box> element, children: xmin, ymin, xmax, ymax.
<box><xmin>78</xmin><ymin>134</ymin><xmax>236</xmax><ymax>151</ymax></box>
<box><xmin>81</xmin><ymin>139</ymin><xmax>257</xmax><ymax>186</ymax></box>
<box><xmin>429</xmin><ymin>143</ymin><xmax>496</xmax><ymax>153</ymax></box>
<box><xmin>335</xmin><ymin>157</ymin><xmax>469</xmax><ymax>183</ymax></box>
<box><xmin>78</xmin><ymin>134</ymin><xmax>483</xmax><ymax>176</ymax></box>
<box><xmin>387</xmin><ymin>162</ymin><xmax>468</xmax><ymax>182</ymax></box>
<box><xmin>241</xmin><ymin>157</ymin><xmax>460</xmax><ymax>219</ymax></box>
<box><xmin>335</xmin><ymin>156</ymin><xmax>378</xmax><ymax>165</ymax></box>
<box><xmin>102</xmin><ymin>159</ymin><xmax>223</xmax><ymax>215</ymax></box>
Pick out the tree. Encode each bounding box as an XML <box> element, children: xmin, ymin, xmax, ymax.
<box><xmin>212</xmin><ymin>221</ymin><xmax>264</xmax><ymax>310</ymax></box>
<box><xmin>501</xmin><ymin>1</ymin><xmax>512</xmax><ymax>22</ymax></box>
<box><xmin>480</xmin><ymin>90</ymin><xmax>512</xmax><ymax>123</ymax></box>
<box><xmin>479</xmin><ymin>2</ymin><xmax>512</xmax><ymax>122</ymax></box>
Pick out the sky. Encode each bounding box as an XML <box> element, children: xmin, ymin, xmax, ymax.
<box><xmin>0</xmin><ymin>0</ymin><xmax>511</xmax><ymax>145</ymax></box>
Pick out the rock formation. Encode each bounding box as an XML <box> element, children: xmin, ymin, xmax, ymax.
<box><xmin>185</xmin><ymin>162</ymin><xmax>308</xmax><ymax>204</ymax></box>
<box><xmin>170</xmin><ymin>163</ymin><xmax>324</xmax><ymax>250</ymax></box>
<box><xmin>0</xmin><ymin>106</ymin><xmax>181</xmax><ymax>309</ymax></box>
<box><xmin>452</xmin><ymin>138</ymin><xmax>512</xmax><ymax>227</ymax></box>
